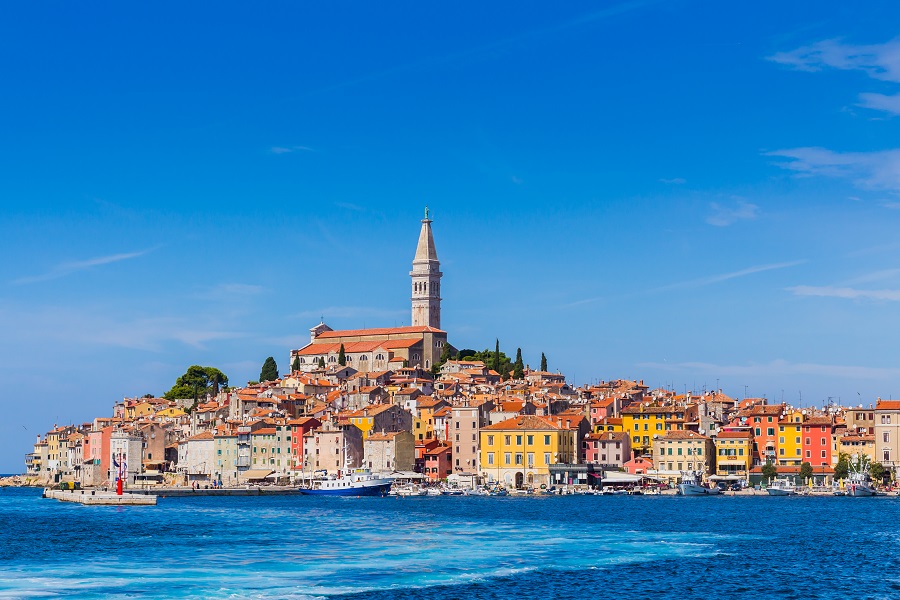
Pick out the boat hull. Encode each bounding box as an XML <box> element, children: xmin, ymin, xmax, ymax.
<box><xmin>678</xmin><ymin>483</ymin><xmax>717</xmax><ymax>496</ymax></box>
<box><xmin>299</xmin><ymin>483</ymin><xmax>391</xmax><ymax>497</ymax></box>
<box><xmin>848</xmin><ymin>485</ymin><xmax>876</xmax><ymax>497</ymax></box>
<box><xmin>766</xmin><ymin>488</ymin><xmax>793</xmax><ymax>496</ymax></box>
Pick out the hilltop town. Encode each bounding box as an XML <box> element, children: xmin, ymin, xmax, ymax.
<box><xmin>18</xmin><ymin>212</ymin><xmax>896</xmax><ymax>490</ymax></box>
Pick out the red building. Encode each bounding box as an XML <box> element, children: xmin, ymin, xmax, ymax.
<box><xmin>743</xmin><ymin>403</ymin><xmax>784</xmax><ymax>466</ymax></box>
<box><xmin>801</xmin><ymin>416</ymin><xmax>834</xmax><ymax>467</ymax></box>
<box><xmin>423</xmin><ymin>442</ymin><xmax>452</xmax><ymax>481</ymax></box>
<box><xmin>288</xmin><ymin>417</ymin><xmax>321</xmax><ymax>470</ymax></box>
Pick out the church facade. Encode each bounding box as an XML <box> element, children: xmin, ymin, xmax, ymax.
<box><xmin>290</xmin><ymin>211</ymin><xmax>450</xmax><ymax>372</ymax></box>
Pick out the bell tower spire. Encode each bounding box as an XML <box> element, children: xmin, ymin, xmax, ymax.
<box><xmin>410</xmin><ymin>208</ymin><xmax>442</xmax><ymax>329</ymax></box>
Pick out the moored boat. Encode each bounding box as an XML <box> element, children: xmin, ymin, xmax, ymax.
<box><xmin>677</xmin><ymin>471</ymin><xmax>720</xmax><ymax>496</ymax></box>
<box><xmin>766</xmin><ymin>478</ymin><xmax>797</xmax><ymax>496</ymax></box>
<box><xmin>298</xmin><ymin>468</ymin><xmax>392</xmax><ymax>497</ymax></box>
<box><xmin>846</xmin><ymin>470</ymin><xmax>877</xmax><ymax>497</ymax></box>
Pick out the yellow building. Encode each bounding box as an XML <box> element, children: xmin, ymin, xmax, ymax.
<box><xmin>479</xmin><ymin>415</ymin><xmax>575</xmax><ymax>488</ymax></box>
<box><xmin>594</xmin><ymin>417</ymin><xmax>624</xmax><ymax>434</ymax></box>
<box><xmin>414</xmin><ymin>397</ymin><xmax>449</xmax><ymax>441</ymax></box>
<box><xmin>620</xmin><ymin>405</ymin><xmax>689</xmax><ymax>455</ymax></box>
<box><xmin>714</xmin><ymin>430</ymin><xmax>752</xmax><ymax>477</ymax></box>
<box><xmin>777</xmin><ymin>411</ymin><xmax>804</xmax><ymax>466</ymax></box>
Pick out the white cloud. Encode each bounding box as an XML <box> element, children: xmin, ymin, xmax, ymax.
<box><xmin>768</xmin><ymin>38</ymin><xmax>900</xmax><ymax>82</ymax></box>
<box><xmin>767</xmin><ymin>147</ymin><xmax>900</xmax><ymax>193</ymax></box>
<box><xmin>651</xmin><ymin>260</ymin><xmax>805</xmax><ymax>293</ymax></box>
<box><xmin>858</xmin><ymin>92</ymin><xmax>900</xmax><ymax>115</ymax></box>
<box><xmin>705</xmin><ymin>200</ymin><xmax>758</xmax><ymax>226</ymax></box>
<box><xmin>660</xmin><ymin>177</ymin><xmax>686</xmax><ymax>185</ymax></box>
<box><xmin>270</xmin><ymin>146</ymin><xmax>314</xmax><ymax>154</ymax></box>
<box><xmin>787</xmin><ymin>285</ymin><xmax>900</xmax><ymax>301</ymax></box>
<box><xmin>12</xmin><ymin>249</ymin><xmax>154</xmax><ymax>285</ymax></box>
<box><xmin>639</xmin><ymin>358</ymin><xmax>900</xmax><ymax>380</ymax></box>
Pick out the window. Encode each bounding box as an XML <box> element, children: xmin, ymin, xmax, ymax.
<box><xmin>515</xmin><ymin>453</ymin><xmax>523</xmax><ymax>465</ymax></box>
<box><xmin>487</xmin><ymin>452</ymin><xmax>494</xmax><ymax>465</ymax></box>
<box><xmin>504</xmin><ymin>453</ymin><xmax>511</xmax><ymax>465</ymax></box>
<box><xmin>885</xmin><ymin>450</ymin><xmax>891</xmax><ymax>462</ymax></box>
<box><xmin>487</xmin><ymin>435</ymin><xmax>494</xmax><ymax>446</ymax></box>
<box><xmin>885</xmin><ymin>432</ymin><xmax>891</xmax><ymax>443</ymax></box>
<box><xmin>527</xmin><ymin>453</ymin><xmax>534</xmax><ymax>467</ymax></box>
<box><xmin>504</xmin><ymin>435</ymin><xmax>511</xmax><ymax>445</ymax></box>
<box><xmin>545</xmin><ymin>453</ymin><xmax>551</xmax><ymax>464</ymax></box>
<box><xmin>527</xmin><ymin>435</ymin><xmax>534</xmax><ymax>445</ymax></box>
<box><xmin>779</xmin><ymin>437</ymin><xmax>785</xmax><ymax>444</ymax></box>
<box><xmin>516</xmin><ymin>435</ymin><xmax>522</xmax><ymax>445</ymax></box>
<box><xmin>820</xmin><ymin>438</ymin><xmax>827</xmax><ymax>446</ymax></box>
<box><xmin>767</xmin><ymin>428</ymin><xmax>775</xmax><ymax>436</ymax></box>
<box><xmin>755</xmin><ymin>428</ymin><xmax>761</xmax><ymax>436</ymax></box>
<box><xmin>545</xmin><ymin>435</ymin><xmax>551</xmax><ymax>445</ymax></box>
<box><xmin>821</xmin><ymin>450</ymin><xmax>826</xmax><ymax>459</ymax></box>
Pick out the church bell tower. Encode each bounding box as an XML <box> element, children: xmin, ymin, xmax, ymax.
<box><xmin>410</xmin><ymin>207</ymin><xmax>442</xmax><ymax>329</ymax></box>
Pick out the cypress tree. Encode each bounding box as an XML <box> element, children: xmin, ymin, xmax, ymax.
<box><xmin>338</xmin><ymin>344</ymin><xmax>347</xmax><ymax>366</ymax></box>
<box><xmin>439</xmin><ymin>343</ymin><xmax>451</xmax><ymax>365</ymax></box>
<box><xmin>513</xmin><ymin>348</ymin><xmax>524</xmax><ymax>380</ymax></box>
<box><xmin>260</xmin><ymin>357</ymin><xmax>278</xmax><ymax>382</ymax></box>
<box><xmin>491</xmin><ymin>339</ymin><xmax>501</xmax><ymax>374</ymax></box>
<box><xmin>317</xmin><ymin>357</ymin><xmax>326</xmax><ymax>369</ymax></box>
<box><xmin>291</xmin><ymin>356</ymin><xmax>301</xmax><ymax>372</ymax></box>
<box><xmin>540</xmin><ymin>352</ymin><xmax>547</xmax><ymax>372</ymax></box>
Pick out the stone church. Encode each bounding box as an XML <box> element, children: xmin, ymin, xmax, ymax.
<box><xmin>290</xmin><ymin>210</ymin><xmax>451</xmax><ymax>372</ymax></box>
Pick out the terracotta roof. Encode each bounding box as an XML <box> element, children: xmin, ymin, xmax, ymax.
<box><xmin>877</xmin><ymin>400</ymin><xmax>900</xmax><ymax>411</ymax></box>
<box><xmin>483</xmin><ymin>415</ymin><xmax>562</xmax><ymax>431</ymax></box>
<box><xmin>187</xmin><ymin>432</ymin><xmax>214</xmax><ymax>441</ymax></box>
<box><xmin>316</xmin><ymin>326</ymin><xmax>445</xmax><ymax>338</ymax></box>
<box><xmin>716</xmin><ymin>430</ymin><xmax>751</xmax><ymax>439</ymax></box>
<box><xmin>660</xmin><ymin>430</ymin><xmax>709</xmax><ymax>441</ymax></box>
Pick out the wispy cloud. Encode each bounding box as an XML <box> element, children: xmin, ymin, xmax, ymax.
<box><xmin>787</xmin><ymin>285</ymin><xmax>900</xmax><ymax>301</ymax></box>
<box><xmin>0</xmin><ymin>303</ymin><xmax>244</xmax><ymax>351</ymax></box>
<box><xmin>271</xmin><ymin>146</ymin><xmax>314</xmax><ymax>154</ymax></box>
<box><xmin>705</xmin><ymin>200</ymin><xmax>759</xmax><ymax>227</ymax></box>
<box><xmin>858</xmin><ymin>92</ymin><xmax>900</xmax><ymax>116</ymax></box>
<box><xmin>12</xmin><ymin>249</ymin><xmax>154</xmax><ymax>285</ymax></box>
<box><xmin>564</xmin><ymin>260</ymin><xmax>804</xmax><ymax>307</ymax></box>
<box><xmin>335</xmin><ymin>202</ymin><xmax>365</xmax><ymax>212</ymax></box>
<box><xmin>652</xmin><ymin>260</ymin><xmax>805</xmax><ymax>293</ymax></box>
<box><xmin>639</xmin><ymin>358</ymin><xmax>900</xmax><ymax>380</ymax></box>
<box><xmin>768</xmin><ymin>37</ymin><xmax>900</xmax><ymax>82</ymax></box>
<box><xmin>766</xmin><ymin>147</ymin><xmax>900</xmax><ymax>193</ymax></box>
<box><xmin>659</xmin><ymin>177</ymin><xmax>686</xmax><ymax>185</ymax></box>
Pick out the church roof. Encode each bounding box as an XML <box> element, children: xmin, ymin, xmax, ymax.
<box><xmin>413</xmin><ymin>217</ymin><xmax>439</xmax><ymax>263</ymax></box>
<box><xmin>295</xmin><ymin>338</ymin><xmax>423</xmax><ymax>356</ymax></box>
<box><xmin>316</xmin><ymin>325</ymin><xmax>445</xmax><ymax>338</ymax></box>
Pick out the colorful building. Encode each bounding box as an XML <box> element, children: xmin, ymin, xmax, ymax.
<box><xmin>479</xmin><ymin>415</ymin><xmax>576</xmax><ymax>488</ymax></box>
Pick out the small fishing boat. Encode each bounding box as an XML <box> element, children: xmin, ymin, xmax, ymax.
<box><xmin>677</xmin><ymin>471</ymin><xmax>720</xmax><ymax>496</ymax></box>
<box><xmin>766</xmin><ymin>478</ymin><xmax>797</xmax><ymax>496</ymax></box>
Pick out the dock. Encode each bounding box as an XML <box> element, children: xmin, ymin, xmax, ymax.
<box><xmin>44</xmin><ymin>488</ymin><xmax>157</xmax><ymax>506</ymax></box>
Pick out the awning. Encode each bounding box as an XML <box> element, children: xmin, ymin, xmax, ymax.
<box><xmin>600</xmin><ymin>472</ymin><xmax>644</xmax><ymax>483</ymax></box>
<box><xmin>243</xmin><ymin>469</ymin><xmax>274</xmax><ymax>480</ymax></box>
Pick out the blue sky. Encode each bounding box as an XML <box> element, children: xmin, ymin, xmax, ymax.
<box><xmin>3</xmin><ymin>2</ymin><xmax>900</xmax><ymax>471</ymax></box>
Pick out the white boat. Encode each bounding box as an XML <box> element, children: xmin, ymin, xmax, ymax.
<box><xmin>677</xmin><ymin>471</ymin><xmax>720</xmax><ymax>496</ymax></box>
<box><xmin>846</xmin><ymin>469</ymin><xmax>877</xmax><ymax>497</ymax></box>
<box><xmin>766</xmin><ymin>478</ymin><xmax>797</xmax><ymax>496</ymax></box>
<box><xmin>389</xmin><ymin>483</ymin><xmax>427</xmax><ymax>496</ymax></box>
<box><xmin>298</xmin><ymin>468</ymin><xmax>392</xmax><ymax>496</ymax></box>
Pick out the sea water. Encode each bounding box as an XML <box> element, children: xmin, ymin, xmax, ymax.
<box><xmin>1</xmin><ymin>487</ymin><xmax>898</xmax><ymax>599</ymax></box>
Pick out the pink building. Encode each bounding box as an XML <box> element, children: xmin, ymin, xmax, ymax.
<box><xmin>582</xmin><ymin>431</ymin><xmax>631</xmax><ymax>467</ymax></box>
<box><xmin>423</xmin><ymin>443</ymin><xmax>452</xmax><ymax>481</ymax></box>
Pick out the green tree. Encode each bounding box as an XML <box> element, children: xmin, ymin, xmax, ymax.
<box><xmin>291</xmin><ymin>356</ymin><xmax>301</xmax><ymax>372</ymax></box>
<box><xmin>869</xmin><ymin>461</ymin><xmax>886</xmax><ymax>483</ymax></box>
<box><xmin>491</xmin><ymin>339</ymin><xmax>500</xmax><ymax>374</ymax></box>
<box><xmin>761</xmin><ymin>461</ymin><xmax>777</xmax><ymax>481</ymax></box>
<box><xmin>260</xmin><ymin>356</ymin><xmax>279</xmax><ymax>382</ymax></box>
<box><xmin>164</xmin><ymin>366</ymin><xmax>229</xmax><ymax>402</ymax></box>
<box><xmin>317</xmin><ymin>357</ymin><xmax>326</xmax><ymax>369</ymax></box>
<box><xmin>834</xmin><ymin>453</ymin><xmax>850</xmax><ymax>481</ymax></box>
<box><xmin>799</xmin><ymin>461</ymin><xmax>813</xmax><ymax>481</ymax></box>
<box><xmin>513</xmin><ymin>348</ymin><xmax>524</xmax><ymax>379</ymax></box>
<box><xmin>440</xmin><ymin>343</ymin><xmax>452</xmax><ymax>365</ymax></box>
<box><xmin>338</xmin><ymin>344</ymin><xmax>346</xmax><ymax>366</ymax></box>
<box><xmin>540</xmin><ymin>352</ymin><xmax>547</xmax><ymax>372</ymax></box>
<box><xmin>456</xmin><ymin>349</ymin><xmax>477</xmax><ymax>360</ymax></box>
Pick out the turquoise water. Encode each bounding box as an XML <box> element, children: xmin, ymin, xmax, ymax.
<box><xmin>1</xmin><ymin>488</ymin><xmax>898</xmax><ymax>598</ymax></box>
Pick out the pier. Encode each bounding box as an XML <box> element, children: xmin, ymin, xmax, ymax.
<box><xmin>43</xmin><ymin>488</ymin><xmax>157</xmax><ymax>506</ymax></box>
